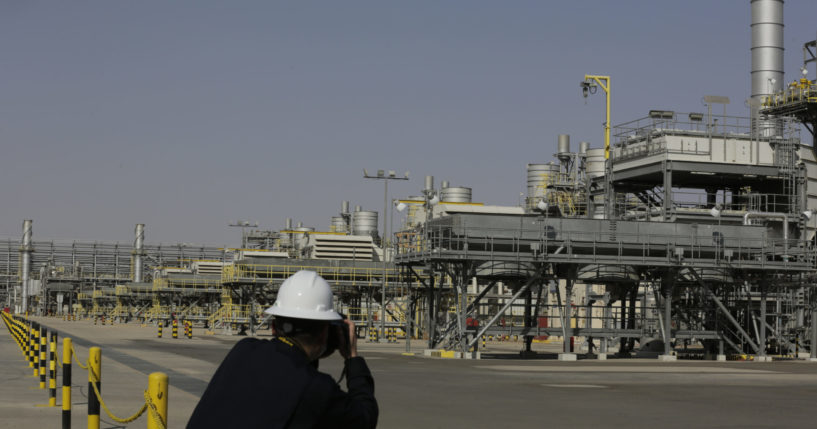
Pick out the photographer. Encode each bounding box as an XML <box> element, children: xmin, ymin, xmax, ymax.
<box><xmin>187</xmin><ymin>270</ymin><xmax>378</xmax><ymax>429</ymax></box>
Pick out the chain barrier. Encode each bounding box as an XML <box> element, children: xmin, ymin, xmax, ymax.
<box><xmin>70</xmin><ymin>344</ymin><xmax>88</xmax><ymax>369</ymax></box>
<box><xmin>2</xmin><ymin>314</ymin><xmax>169</xmax><ymax>429</ymax></box>
<box><xmin>144</xmin><ymin>389</ymin><xmax>168</xmax><ymax>429</ymax></box>
<box><xmin>87</xmin><ymin>363</ymin><xmax>149</xmax><ymax>424</ymax></box>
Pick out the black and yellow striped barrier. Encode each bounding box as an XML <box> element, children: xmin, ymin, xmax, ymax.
<box><xmin>39</xmin><ymin>326</ymin><xmax>47</xmax><ymax>389</ymax></box>
<box><xmin>49</xmin><ymin>331</ymin><xmax>58</xmax><ymax>406</ymax></box>
<box><xmin>172</xmin><ymin>319</ymin><xmax>178</xmax><ymax>339</ymax></box>
<box><xmin>158</xmin><ymin>323</ymin><xmax>163</xmax><ymax>338</ymax></box>
<box><xmin>1</xmin><ymin>313</ymin><xmax>170</xmax><ymax>429</ymax></box>
<box><xmin>63</xmin><ymin>337</ymin><xmax>72</xmax><ymax>429</ymax></box>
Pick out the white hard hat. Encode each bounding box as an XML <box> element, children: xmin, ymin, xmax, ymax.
<box><xmin>264</xmin><ymin>270</ymin><xmax>342</xmax><ymax>321</ymax></box>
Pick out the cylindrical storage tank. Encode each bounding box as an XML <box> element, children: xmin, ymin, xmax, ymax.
<box><xmin>440</xmin><ymin>186</ymin><xmax>471</xmax><ymax>203</ymax></box>
<box><xmin>341</xmin><ymin>201</ymin><xmax>350</xmax><ymax>215</ymax></box>
<box><xmin>579</xmin><ymin>141</ymin><xmax>590</xmax><ymax>155</ymax></box>
<box><xmin>585</xmin><ymin>148</ymin><xmax>606</xmax><ymax>179</ymax></box>
<box><xmin>330</xmin><ymin>216</ymin><xmax>347</xmax><ymax>233</ymax></box>
<box><xmin>424</xmin><ymin>176</ymin><xmax>434</xmax><ymax>192</ymax></box>
<box><xmin>557</xmin><ymin>134</ymin><xmax>571</xmax><ymax>156</ymax></box>
<box><xmin>526</xmin><ymin>163</ymin><xmax>559</xmax><ymax>203</ymax></box>
<box><xmin>441</xmin><ymin>187</ymin><xmax>472</xmax><ymax>203</ymax></box>
<box><xmin>405</xmin><ymin>196</ymin><xmax>425</xmax><ymax>226</ymax></box>
<box><xmin>352</xmin><ymin>210</ymin><xmax>379</xmax><ymax>238</ymax></box>
<box><xmin>441</xmin><ymin>180</ymin><xmax>449</xmax><ymax>189</ymax></box>
<box><xmin>292</xmin><ymin>227</ymin><xmax>315</xmax><ymax>251</ymax></box>
<box><xmin>278</xmin><ymin>233</ymin><xmax>292</xmax><ymax>250</ymax></box>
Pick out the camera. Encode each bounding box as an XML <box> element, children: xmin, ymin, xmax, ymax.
<box><xmin>321</xmin><ymin>313</ymin><xmax>350</xmax><ymax>358</ymax></box>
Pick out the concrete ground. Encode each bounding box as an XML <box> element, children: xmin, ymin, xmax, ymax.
<box><xmin>2</xmin><ymin>316</ymin><xmax>817</xmax><ymax>428</ymax></box>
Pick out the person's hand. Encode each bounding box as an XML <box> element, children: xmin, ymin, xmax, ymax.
<box><xmin>339</xmin><ymin>319</ymin><xmax>358</xmax><ymax>359</ymax></box>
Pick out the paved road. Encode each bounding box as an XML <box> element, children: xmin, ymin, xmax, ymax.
<box><xmin>3</xmin><ymin>317</ymin><xmax>817</xmax><ymax>428</ymax></box>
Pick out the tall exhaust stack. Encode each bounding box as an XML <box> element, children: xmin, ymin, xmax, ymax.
<box><xmin>133</xmin><ymin>224</ymin><xmax>145</xmax><ymax>283</ymax></box>
<box><xmin>20</xmin><ymin>219</ymin><xmax>32</xmax><ymax>310</ymax></box>
<box><xmin>751</xmin><ymin>0</ymin><xmax>784</xmax><ymax>137</ymax></box>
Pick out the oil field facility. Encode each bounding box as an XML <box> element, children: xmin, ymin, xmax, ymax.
<box><xmin>4</xmin><ymin>0</ymin><xmax>817</xmax><ymax>363</ymax></box>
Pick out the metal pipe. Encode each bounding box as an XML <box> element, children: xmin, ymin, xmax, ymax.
<box><xmin>21</xmin><ymin>220</ymin><xmax>32</xmax><ymax>311</ymax></box>
<box><xmin>743</xmin><ymin>212</ymin><xmax>788</xmax><ymax>257</ymax></box>
<box><xmin>133</xmin><ymin>224</ymin><xmax>145</xmax><ymax>283</ymax></box>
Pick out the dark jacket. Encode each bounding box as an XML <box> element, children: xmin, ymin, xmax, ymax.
<box><xmin>187</xmin><ymin>337</ymin><xmax>378</xmax><ymax>429</ymax></box>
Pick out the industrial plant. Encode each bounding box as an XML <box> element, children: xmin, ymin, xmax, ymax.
<box><xmin>4</xmin><ymin>0</ymin><xmax>817</xmax><ymax>363</ymax></box>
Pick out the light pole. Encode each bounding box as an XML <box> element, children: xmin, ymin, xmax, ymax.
<box><xmin>580</xmin><ymin>75</ymin><xmax>611</xmax><ymax>159</ymax></box>
<box><xmin>364</xmin><ymin>169</ymin><xmax>409</xmax><ymax>341</ymax></box>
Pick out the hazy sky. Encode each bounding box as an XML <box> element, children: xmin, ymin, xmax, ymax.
<box><xmin>2</xmin><ymin>1</ymin><xmax>816</xmax><ymax>246</ymax></box>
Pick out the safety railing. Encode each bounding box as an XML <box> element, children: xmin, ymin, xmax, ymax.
<box><xmin>763</xmin><ymin>81</ymin><xmax>817</xmax><ymax>107</ymax></box>
<box><xmin>221</xmin><ymin>263</ymin><xmax>404</xmax><ymax>286</ymax></box>
<box><xmin>0</xmin><ymin>312</ymin><xmax>169</xmax><ymax>429</ymax></box>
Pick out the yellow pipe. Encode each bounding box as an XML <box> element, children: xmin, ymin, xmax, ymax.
<box><xmin>436</xmin><ymin>201</ymin><xmax>485</xmax><ymax>206</ymax></box>
<box><xmin>147</xmin><ymin>372</ymin><xmax>169</xmax><ymax>429</ymax></box>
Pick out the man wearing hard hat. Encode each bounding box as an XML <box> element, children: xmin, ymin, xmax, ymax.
<box><xmin>187</xmin><ymin>270</ymin><xmax>378</xmax><ymax>428</ymax></box>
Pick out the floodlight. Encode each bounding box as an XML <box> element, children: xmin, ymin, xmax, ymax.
<box><xmin>429</xmin><ymin>195</ymin><xmax>440</xmax><ymax>205</ymax></box>
<box><xmin>803</xmin><ymin>210</ymin><xmax>813</xmax><ymax>220</ymax></box>
<box><xmin>537</xmin><ymin>200</ymin><xmax>549</xmax><ymax>211</ymax></box>
<box><xmin>709</xmin><ymin>207</ymin><xmax>721</xmax><ymax>218</ymax></box>
<box><xmin>396</xmin><ymin>202</ymin><xmax>407</xmax><ymax>212</ymax></box>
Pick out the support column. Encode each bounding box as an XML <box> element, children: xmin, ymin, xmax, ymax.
<box><xmin>523</xmin><ymin>287</ymin><xmax>533</xmax><ymax>353</ymax></box>
<box><xmin>810</xmin><ymin>305</ymin><xmax>817</xmax><ymax>361</ymax></box>
<box><xmin>458</xmin><ymin>270</ymin><xmax>468</xmax><ymax>355</ymax></box>
<box><xmin>427</xmin><ymin>267</ymin><xmax>436</xmax><ymax>349</ymax></box>
<box><xmin>405</xmin><ymin>271</ymin><xmax>412</xmax><ymax>353</ymax></box>
<box><xmin>659</xmin><ymin>271</ymin><xmax>677</xmax><ymax>361</ymax></box>
<box><xmin>20</xmin><ymin>220</ymin><xmax>33</xmax><ymax>312</ymax></box>
<box><xmin>619</xmin><ymin>294</ymin><xmax>627</xmax><ymax>356</ymax></box>
<box><xmin>759</xmin><ymin>288</ymin><xmax>767</xmax><ymax>360</ymax></box>
<box><xmin>662</xmin><ymin>161</ymin><xmax>673</xmax><ymax>221</ymax></box>
<box><xmin>558</xmin><ymin>270</ymin><xmax>577</xmax><ymax>361</ymax></box>
<box><xmin>600</xmin><ymin>292</ymin><xmax>612</xmax><ymax>359</ymax></box>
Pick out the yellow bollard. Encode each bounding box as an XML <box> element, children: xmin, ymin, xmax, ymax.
<box><xmin>87</xmin><ymin>347</ymin><xmax>101</xmax><ymax>429</ymax></box>
<box><xmin>147</xmin><ymin>372</ymin><xmax>169</xmax><ymax>429</ymax></box>
<box><xmin>172</xmin><ymin>319</ymin><xmax>178</xmax><ymax>339</ymax></box>
<box><xmin>30</xmin><ymin>323</ymin><xmax>37</xmax><ymax>370</ymax></box>
<box><xmin>33</xmin><ymin>324</ymin><xmax>40</xmax><ymax>376</ymax></box>
<box><xmin>49</xmin><ymin>332</ymin><xmax>58</xmax><ymax>406</ymax></box>
<box><xmin>63</xmin><ymin>338</ymin><xmax>72</xmax><ymax>429</ymax></box>
<box><xmin>40</xmin><ymin>327</ymin><xmax>47</xmax><ymax>389</ymax></box>
<box><xmin>157</xmin><ymin>324</ymin><xmax>163</xmax><ymax>338</ymax></box>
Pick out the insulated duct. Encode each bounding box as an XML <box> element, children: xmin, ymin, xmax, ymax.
<box><xmin>133</xmin><ymin>224</ymin><xmax>145</xmax><ymax>283</ymax></box>
<box><xmin>751</xmin><ymin>0</ymin><xmax>784</xmax><ymax>137</ymax></box>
